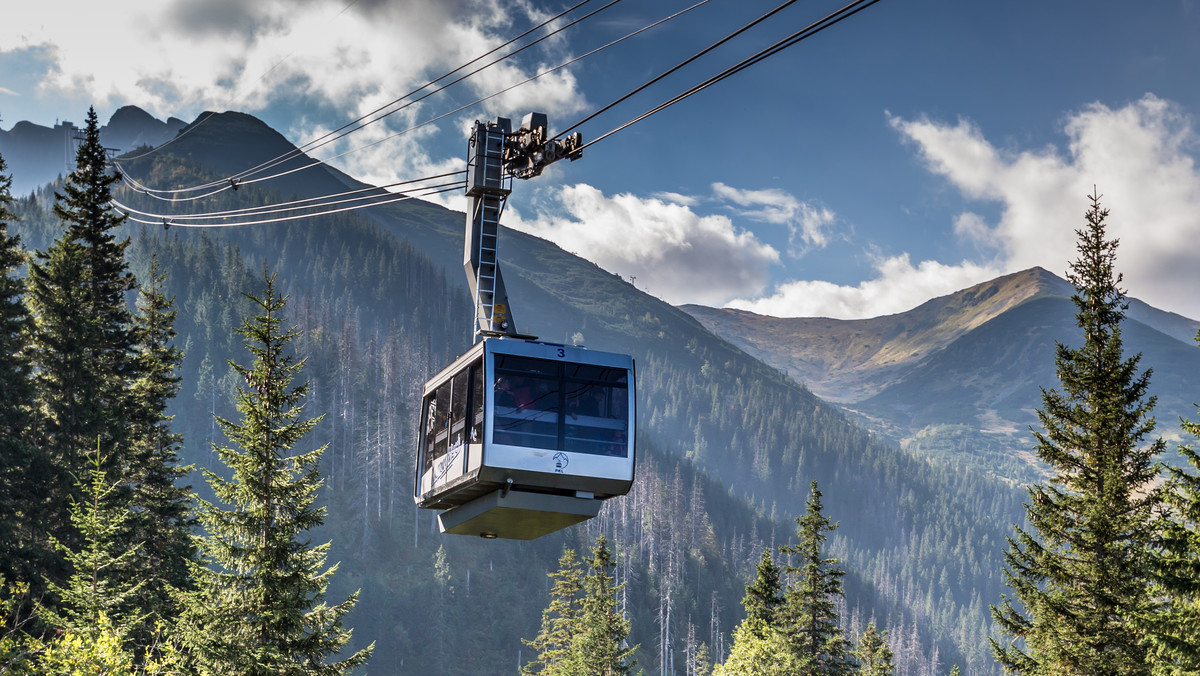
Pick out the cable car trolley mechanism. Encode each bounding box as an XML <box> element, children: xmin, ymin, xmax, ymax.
<box><xmin>414</xmin><ymin>114</ymin><xmax>636</xmax><ymax>540</ymax></box>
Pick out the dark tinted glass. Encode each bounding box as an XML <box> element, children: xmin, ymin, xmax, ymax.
<box><xmin>493</xmin><ymin>353</ymin><xmax>629</xmax><ymax>456</ymax></box>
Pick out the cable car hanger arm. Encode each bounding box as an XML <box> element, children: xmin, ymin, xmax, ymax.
<box><xmin>463</xmin><ymin>113</ymin><xmax>582</xmax><ymax>340</ymax></box>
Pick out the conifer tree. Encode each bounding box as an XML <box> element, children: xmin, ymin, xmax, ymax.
<box><xmin>778</xmin><ymin>481</ymin><xmax>854</xmax><ymax>675</ymax></box>
<box><xmin>1145</xmin><ymin>329</ymin><xmax>1200</xmax><ymax>673</ymax></box>
<box><xmin>180</xmin><ymin>274</ymin><xmax>371</xmax><ymax>675</ymax></box>
<box><xmin>522</xmin><ymin>547</ymin><xmax>585</xmax><ymax>675</ymax></box>
<box><xmin>991</xmin><ymin>190</ymin><xmax>1163</xmax><ymax>674</ymax></box>
<box><xmin>568</xmin><ymin>536</ymin><xmax>637</xmax><ymax>675</ymax></box>
<box><xmin>718</xmin><ymin>548</ymin><xmax>788</xmax><ymax>675</ymax></box>
<box><xmin>25</xmin><ymin>107</ymin><xmax>138</xmax><ymax>588</ymax></box>
<box><xmin>0</xmin><ymin>149</ymin><xmax>37</xmax><ymax>588</ymax></box>
<box><xmin>854</xmin><ymin>622</ymin><xmax>894</xmax><ymax>676</ymax></box>
<box><xmin>692</xmin><ymin>641</ymin><xmax>714</xmax><ymax>676</ymax></box>
<box><xmin>713</xmin><ymin>620</ymin><xmax>794</xmax><ymax>676</ymax></box>
<box><xmin>41</xmin><ymin>448</ymin><xmax>146</xmax><ymax>647</ymax></box>
<box><xmin>24</xmin><ymin>227</ymin><xmax>91</xmax><ymax>586</ymax></box>
<box><xmin>742</xmin><ymin>549</ymin><xmax>783</xmax><ymax>636</ymax></box>
<box><xmin>124</xmin><ymin>258</ymin><xmax>195</xmax><ymax>626</ymax></box>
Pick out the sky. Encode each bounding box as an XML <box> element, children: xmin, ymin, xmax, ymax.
<box><xmin>3</xmin><ymin>0</ymin><xmax>1200</xmax><ymax>321</ymax></box>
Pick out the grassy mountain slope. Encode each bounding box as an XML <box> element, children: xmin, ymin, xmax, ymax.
<box><xmin>682</xmin><ymin>268</ymin><xmax>1074</xmax><ymax>402</ymax></box>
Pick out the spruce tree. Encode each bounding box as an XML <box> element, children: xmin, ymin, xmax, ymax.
<box><xmin>718</xmin><ymin>548</ymin><xmax>789</xmax><ymax>675</ymax></box>
<box><xmin>25</xmin><ymin>107</ymin><xmax>138</xmax><ymax>589</ymax></box>
<box><xmin>24</xmin><ymin>228</ymin><xmax>91</xmax><ymax>587</ymax></box>
<box><xmin>778</xmin><ymin>481</ymin><xmax>854</xmax><ymax>675</ymax></box>
<box><xmin>854</xmin><ymin>622</ymin><xmax>894</xmax><ymax>676</ymax></box>
<box><xmin>180</xmin><ymin>273</ymin><xmax>371</xmax><ymax>675</ymax></box>
<box><xmin>1145</xmin><ymin>329</ymin><xmax>1200</xmax><ymax>673</ymax></box>
<box><xmin>991</xmin><ymin>190</ymin><xmax>1163</xmax><ymax>674</ymax></box>
<box><xmin>568</xmin><ymin>536</ymin><xmax>637</xmax><ymax>675</ymax></box>
<box><xmin>522</xmin><ymin>547</ymin><xmax>585</xmax><ymax>675</ymax></box>
<box><xmin>40</xmin><ymin>447</ymin><xmax>146</xmax><ymax>646</ymax></box>
<box><xmin>714</xmin><ymin>619</ymin><xmax>795</xmax><ymax>676</ymax></box>
<box><xmin>742</xmin><ymin>549</ymin><xmax>783</xmax><ymax>636</ymax></box>
<box><xmin>124</xmin><ymin>258</ymin><xmax>195</xmax><ymax>627</ymax></box>
<box><xmin>0</xmin><ymin>149</ymin><xmax>37</xmax><ymax>588</ymax></box>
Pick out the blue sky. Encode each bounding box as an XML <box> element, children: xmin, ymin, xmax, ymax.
<box><xmin>4</xmin><ymin>0</ymin><xmax>1200</xmax><ymax>320</ymax></box>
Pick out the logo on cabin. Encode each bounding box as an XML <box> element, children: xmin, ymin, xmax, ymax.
<box><xmin>433</xmin><ymin>441</ymin><xmax>464</xmax><ymax>484</ymax></box>
<box><xmin>552</xmin><ymin>452</ymin><xmax>569</xmax><ymax>473</ymax></box>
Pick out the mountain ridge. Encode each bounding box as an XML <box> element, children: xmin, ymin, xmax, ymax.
<box><xmin>684</xmin><ymin>267</ymin><xmax>1200</xmax><ymax>481</ymax></box>
<box><xmin>0</xmin><ymin>105</ymin><xmax>185</xmax><ymax>195</ymax></box>
<box><xmin>683</xmin><ymin>267</ymin><xmax>1079</xmax><ymax>402</ymax></box>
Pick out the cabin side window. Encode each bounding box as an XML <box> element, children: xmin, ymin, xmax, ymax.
<box><xmin>469</xmin><ymin>362</ymin><xmax>484</xmax><ymax>443</ymax></box>
<box><xmin>422</xmin><ymin>381</ymin><xmax>451</xmax><ymax>475</ymax></box>
<box><xmin>450</xmin><ymin>369</ymin><xmax>468</xmax><ymax>452</ymax></box>
<box><xmin>420</xmin><ymin>357</ymin><xmax>485</xmax><ymax>492</ymax></box>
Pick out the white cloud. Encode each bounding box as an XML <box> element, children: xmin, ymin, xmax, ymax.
<box><xmin>728</xmin><ymin>254</ymin><xmax>1000</xmax><ymax>319</ymax></box>
<box><xmin>952</xmin><ymin>211</ymin><xmax>995</xmax><ymax>249</ymax></box>
<box><xmin>735</xmin><ymin>94</ymin><xmax>1200</xmax><ymax>320</ymax></box>
<box><xmin>0</xmin><ymin>87</ymin><xmax>17</xmax><ymax>97</ymax></box>
<box><xmin>733</xmin><ymin>96</ymin><xmax>1200</xmax><ymax>320</ymax></box>
<box><xmin>0</xmin><ymin>0</ymin><xmax>586</xmax><ymax>151</ymax></box>
<box><xmin>888</xmin><ymin>94</ymin><xmax>1200</xmax><ymax>319</ymax></box>
<box><xmin>711</xmin><ymin>181</ymin><xmax>835</xmax><ymax>254</ymax></box>
<box><xmin>651</xmin><ymin>191</ymin><xmax>698</xmax><ymax>207</ymax></box>
<box><xmin>509</xmin><ymin>184</ymin><xmax>780</xmax><ymax>306</ymax></box>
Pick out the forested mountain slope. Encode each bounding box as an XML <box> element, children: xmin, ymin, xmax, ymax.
<box><xmin>10</xmin><ymin>108</ymin><xmax>1026</xmax><ymax>674</ymax></box>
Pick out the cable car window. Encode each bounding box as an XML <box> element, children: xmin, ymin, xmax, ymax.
<box><xmin>450</xmin><ymin>369</ymin><xmax>468</xmax><ymax>449</ymax></box>
<box><xmin>423</xmin><ymin>381</ymin><xmax>451</xmax><ymax>474</ymax></box>
<box><xmin>470</xmin><ymin>362</ymin><xmax>484</xmax><ymax>443</ymax></box>
<box><xmin>420</xmin><ymin>397</ymin><xmax>435</xmax><ymax>474</ymax></box>
<box><xmin>494</xmin><ymin>355</ymin><xmax>561</xmax><ymax>450</ymax></box>
<box><xmin>493</xmin><ymin>354</ymin><xmax>629</xmax><ymax>457</ymax></box>
<box><xmin>564</xmin><ymin>365</ymin><xmax>629</xmax><ymax>457</ymax></box>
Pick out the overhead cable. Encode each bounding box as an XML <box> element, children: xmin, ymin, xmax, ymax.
<box><xmin>118</xmin><ymin>0</ymin><xmax>708</xmax><ymax>205</ymax></box>
<box><xmin>555</xmin><ymin>0</ymin><xmax>803</xmax><ymax>141</ymax></box>
<box><xmin>117</xmin><ymin>171</ymin><xmax>466</xmax><ymax>221</ymax></box>
<box><xmin>293</xmin><ymin>0</ymin><xmax>718</xmax><ymax>181</ymax></box>
<box><xmin>571</xmin><ymin>0</ymin><xmax>885</xmax><ymax>153</ymax></box>
<box><xmin>117</xmin><ymin>178</ymin><xmax>464</xmax><ymax>222</ymax></box>
<box><xmin>113</xmin><ymin>182</ymin><xmax>465</xmax><ymax>229</ymax></box>
<box><xmin>205</xmin><ymin>0</ymin><xmax>624</xmax><ymax>191</ymax></box>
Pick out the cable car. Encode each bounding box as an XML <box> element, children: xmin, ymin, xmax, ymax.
<box><xmin>415</xmin><ymin>338</ymin><xmax>635</xmax><ymax>539</ymax></box>
<box><xmin>414</xmin><ymin>114</ymin><xmax>632</xmax><ymax>539</ymax></box>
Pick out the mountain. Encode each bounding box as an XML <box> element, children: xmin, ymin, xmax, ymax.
<box><xmin>8</xmin><ymin>109</ymin><xmax>1027</xmax><ymax>674</ymax></box>
<box><xmin>684</xmin><ymin>268</ymin><xmax>1200</xmax><ymax>482</ymax></box>
<box><xmin>97</xmin><ymin>105</ymin><xmax>188</xmax><ymax>156</ymax></box>
<box><xmin>0</xmin><ymin>105</ymin><xmax>185</xmax><ymax>195</ymax></box>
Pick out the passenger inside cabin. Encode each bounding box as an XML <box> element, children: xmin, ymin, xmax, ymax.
<box><xmin>495</xmin><ymin>377</ymin><xmax>534</xmax><ymax>409</ymax></box>
<box><xmin>569</xmin><ymin>386</ymin><xmax>607</xmax><ymax>419</ymax></box>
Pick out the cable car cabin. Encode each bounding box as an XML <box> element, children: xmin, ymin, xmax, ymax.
<box><xmin>415</xmin><ymin>338</ymin><xmax>636</xmax><ymax>539</ymax></box>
